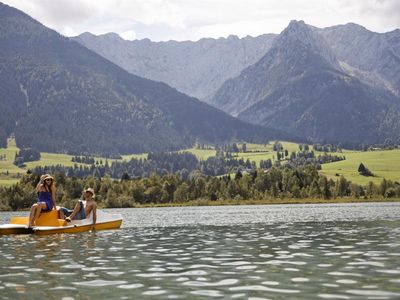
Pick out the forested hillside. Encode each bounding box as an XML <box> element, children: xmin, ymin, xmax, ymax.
<box><xmin>0</xmin><ymin>3</ymin><xmax>285</xmax><ymax>156</ymax></box>
<box><xmin>74</xmin><ymin>19</ymin><xmax>400</xmax><ymax>147</ymax></box>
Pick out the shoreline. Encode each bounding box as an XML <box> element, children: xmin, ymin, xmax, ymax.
<box><xmin>129</xmin><ymin>198</ymin><xmax>400</xmax><ymax>208</ymax></box>
<box><xmin>2</xmin><ymin>198</ymin><xmax>399</xmax><ymax>212</ymax></box>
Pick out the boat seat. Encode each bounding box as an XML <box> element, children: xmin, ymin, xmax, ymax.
<box><xmin>11</xmin><ymin>210</ymin><xmax>67</xmax><ymax>226</ymax></box>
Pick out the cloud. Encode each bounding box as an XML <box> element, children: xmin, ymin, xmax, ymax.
<box><xmin>4</xmin><ymin>0</ymin><xmax>95</xmax><ymax>24</ymax></box>
<box><xmin>119</xmin><ymin>30</ymin><xmax>136</xmax><ymax>41</ymax></box>
<box><xmin>354</xmin><ymin>0</ymin><xmax>400</xmax><ymax>32</ymax></box>
<box><xmin>2</xmin><ymin>0</ymin><xmax>399</xmax><ymax>41</ymax></box>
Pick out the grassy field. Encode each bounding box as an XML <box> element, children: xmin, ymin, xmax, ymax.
<box><xmin>1</xmin><ymin>138</ymin><xmax>399</xmax><ymax>186</ymax></box>
<box><xmin>225</xmin><ymin>141</ymin><xmax>300</xmax><ymax>165</ymax></box>
<box><xmin>182</xmin><ymin>148</ymin><xmax>216</xmax><ymax>160</ymax></box>
<box><xmin>25</xmin><ymin>153</ymin><xmax>87</xmax><ymax>169</ymax></box>
<box><xmin>0</xmin><ymin>138</ymin><xmax>148</xmax><ymax>185</ymax></box>
<box><xmin>0</xmin><ymin>138</ymin><xmax>25</xmax><ymax>186</ymax></box>
<box><xmin>0</xmin><ymin>178</ymin><xmax>20</xmax><ymax>186</ymax></box>
<box><xmin>120</xmin><ymin>153</ymin><xmax>148</xmax><ymax>160</ymax></box>
<box><xmin>0</xmin><ymin>138</ymin><xmax>24</xmax><ymax>175</ymax></box>
<box><xmin>320</xmin><ymin>149</ymin><xmax>400</xmax><ymax>185</ymax></box>
<box><xmin>235</xmin><ymin>151</ymin><xmax>275</xmax><ymax>165</ymax></box>
<box><xmin>191</xmin><ymin>142</ymin><xmax>400</xmax><ymax>185</ymax></box>
<box><xmin>240</xmin><ymin>142</ymin><xmax>400</xmax><ymax>185</ymax></box>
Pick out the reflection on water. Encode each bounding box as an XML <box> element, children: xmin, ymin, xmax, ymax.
<box><xmin>1</xmin><ymin>203</ymin><xmax>400</xmax><ymax>299</ymax></box>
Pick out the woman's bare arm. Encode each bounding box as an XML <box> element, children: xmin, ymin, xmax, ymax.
<box><xmin>36</xmin><ymin>181</ymin><xmax>44</xmax><ymax>192</ymax></box>
<box><xmin>51</xmin><ymin>184</ymin><xmax>56</xmax><ymax>209</ymax></box>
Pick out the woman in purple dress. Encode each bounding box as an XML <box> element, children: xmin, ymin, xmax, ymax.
<box><xmin>28</xmin><ymin>174</ymin><xmax>56</xmax><ymax>227</ymax></box>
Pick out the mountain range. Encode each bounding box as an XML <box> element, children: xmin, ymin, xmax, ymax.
<box><xmin>1</xmin><ymin>2</ymin><xmax>399</xmax><ymax>154</ymax></box>
<box><xmin>73</xmin><ymin>32</ymin><xmax>276</xmax><ymax>100</ymax></box>
<box><xmin>320</xmin><ymin>23</ymin><xmax>400</xmax><ymax>97</ymax></box>
<box><xmin>213</xmin><ymin>21</ymin><xmax>400</xmax><ymax>145</ymax></box>
<box><xmin>75</xmin><ymin>20</ymin><xmax>400</xmax><ymax>146</ymax></box>
<box><xmin>0</xmin><ymin>3</ymin><xmax>284</xmax><ymax>155</ymax></box>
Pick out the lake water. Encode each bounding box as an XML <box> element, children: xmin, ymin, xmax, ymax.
<box><xmin>1</xmin><ymin>202</ymin><xmax>400</xmax><ymax>299</ymax></box>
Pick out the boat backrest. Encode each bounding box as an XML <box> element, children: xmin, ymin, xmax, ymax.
<box><xmin>11</xmin><ymin>210</ymin><xmax>66</xmax><ymax>227</ymax></box>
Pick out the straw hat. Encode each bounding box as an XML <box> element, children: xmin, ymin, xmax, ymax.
<box><xmin>84</xmin><ymin>187</ymin><xmax>95</xmax><ymax>197</ymax></box>
<box><xmin>41</xmin><ymin>174</ymin><xmax>54</xmax><ymax>181</ymax></box>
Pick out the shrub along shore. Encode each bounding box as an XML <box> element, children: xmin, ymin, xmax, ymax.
<box><xmin>124</xmin><ymin>197</ymin><xmax>400</xmax><ymax>209</ymax></box>
<box><xmin>0</xmin><ymin>165</ymin><xmax>399</xmax><ymax>211</ymax></box>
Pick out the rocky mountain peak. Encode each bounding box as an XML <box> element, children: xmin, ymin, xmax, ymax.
<box><xmin>100</xmin><ymin>32</ymin><xmax>122</xmax><ymax>40</ymax></box>
<box><xmin>342</xmin><ymin>22</ymin><xmax>369</xmax><ymax>32</ymax></box>
<box><xmin>286</xmin><ymin>20</ymin><xmax>308</xmax><ymax>31</ymax></box>
<box><xmin>281</xmin><ymin>20</ymin><xmax>314</xmax><ymax>40</ymax></box>
<box><xmin>274</xmin><ymin>20</ymin><xmax>340</xmax><ymax>69</ymax></box>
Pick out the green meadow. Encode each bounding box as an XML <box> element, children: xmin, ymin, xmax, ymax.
<box><xmin>120</xmin><ymin>153</ymin><xmax>148</xmax><ymax>160</ymax></box>
<box><xmin>1</xmin><ymin>137</ymin><xmax>399</xmax><ymax>186</ymax></box>
<box><xmin>233</xmin><ymin>141</ymin><xmax>300</xmax><ymax>165</ymax></box>
<box><xmin>320</xmin><ymin>149</ymin><xmax>400</xmax><ymax>185</ymax></box>
<box><xmin>182</xmin><ymin>148</ymin><xmax>216</xmax><ymax>160</ymax></box>
<box><xmin>186</xmin><ymin>142</ymin><xmax>400</xmax><ymax>185</ymax></box>
<box><xmin>0</xmin><ymin>138</ymin><xmax>24</xmax><ymax>186</ymax></box>
<box><xmin>0</xmin><ymin>138</ymin><xmax>147</xmax><ymax>186</ymax></box>
<box><xmin>0</xmin><ymin>138</ymin><xmax>22</xmax><ymax>173</ymax></box>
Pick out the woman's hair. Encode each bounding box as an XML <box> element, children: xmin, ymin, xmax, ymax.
<box><xmin>44</xmin><ymin>178</ymin><xmax>53</xmax><ymax>193</ymax></box>
<box><xmin>38</xmin><ymin>175</ymin><xmax>54</xmax><ymax>195</ymax></box>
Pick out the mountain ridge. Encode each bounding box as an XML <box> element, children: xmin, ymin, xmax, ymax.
<box><xmin>320</xmin><ymin>22</ymin><xmax>400</xmax><ymax>96</ymax></box>
<box><xmin>210</xmin><ymin>20</ymin><xmax>400</xmax><ymax>145</ymax></box>
<box><xmin>0</xmin><ymin>2</ymin><xmax>287</xmax><ymax>154</ymax></box>
<box><xmin>210</xmin><ymin>20</ymin><xmax>343</xmax><ymax>116</ymax></box>
<box><xmin>73</xmin><ymin>31</ymin><xmax>276</xmax><ymax>99</ymax></box>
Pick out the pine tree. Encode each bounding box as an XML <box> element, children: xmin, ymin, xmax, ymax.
<box><xmin>336</xmin><ymin>176</ymin><xmax>349</xmax><ymax>197</ymax></box>
<box><xmin>320</xmin><ymin>176</ymin><xmax>331</xmax><ymax>199</ymax></box>
<box><xmin>121</xmin><ymin>172</ymin><xmax>130</xmax><ymax>181</ymax></box>
<box><xmin>358</xmin><ymin>163</ymin><xmax>374</xmax><ymax>177</ymax></box>
<box><xmin>234</xmin><ymin>171</ymin><xmax>243</xmax><ymax>180</ymax></box>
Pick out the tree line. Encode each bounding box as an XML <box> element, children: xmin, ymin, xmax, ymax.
<box><xmin>31</xmin><ymin>148</ymin><xmax>344</xmax><ymax>182</ymax></box>
<box><xmin>32</xmin><ymin>152</ymin><xmax>255</xmax><ymax>180</ymax></box>
<box><xmin>13</xmin><ymin>148</ymin><xmax>41</xmax><ymax>167</ymax></box>
<box><xmin>1</xmin><ymin>165</ymin><xmax>399</xmax><ymax>211</ymax></box>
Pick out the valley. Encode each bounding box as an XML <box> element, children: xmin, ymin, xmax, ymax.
<box><xmin>1</xmin><ymin>137</ymin><xmax>399</xmax><ymax>186</ymax></box>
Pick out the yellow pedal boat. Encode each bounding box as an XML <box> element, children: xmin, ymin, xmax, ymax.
<box><xmin>0</xmin><ymin>209</ymin><xmax>123</xmax><ymax>235</ymax></box>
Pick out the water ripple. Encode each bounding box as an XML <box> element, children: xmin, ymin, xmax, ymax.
<box><xmin>0</xmin><ymin>203</ymin><xmax>400</xmax><ymax>299</ymax></box>
<box><xmin>72</xmin><ymin>280</ymin><xmax>127</xmax><ymax>287</ymax></box>
<box><xmin>230</xmin><ymin>285</ymin><xmax>300</xmax><ymax>293</ymax></box>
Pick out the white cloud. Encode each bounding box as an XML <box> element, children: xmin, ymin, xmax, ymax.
<box><xmin>2</xmin><ymin>0</ymin><xmax>400</xmax><ymax>41</ymax></box>
<box><xmin>119</xmin><ymin>30</ymin><xmax>137</xmax><ymax>41</ymax></box>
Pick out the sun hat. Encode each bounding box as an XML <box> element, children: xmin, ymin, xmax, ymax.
<box><xmin>41</xmin><ymin>174</ymin><xmax>54</xmax><ymax>181</ymax></box>
<box><xmin>84</xmin><ymin>187</ymin><xmax>95</xmax><ymax>197</ymax></box>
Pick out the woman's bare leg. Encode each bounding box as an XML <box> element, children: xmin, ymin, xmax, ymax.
<box><xmin>32</xmin><ymin>203</ymin><xmax>47</xmax><ymax>226</ymax></box>
<box><xmin>28</xmin><ymin>204</ymin><xmax>38</xmax><ymax>227</ymax></box>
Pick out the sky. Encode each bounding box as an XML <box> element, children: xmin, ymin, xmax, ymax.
<box><xmin>3</xmin><ymin>0</ymin><xmax>400</xmax><ymax>41</ymax></box>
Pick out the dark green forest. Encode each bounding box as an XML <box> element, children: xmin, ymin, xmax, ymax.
<box><xmin>1</xmin><ymin>165</ymin><xmax>399</xmax><ymax>211</ymax></box>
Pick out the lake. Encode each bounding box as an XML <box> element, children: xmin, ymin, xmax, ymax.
<box><xmin>1</xmin><ymin>202</ymin><xmax>400</xmax><ymax>299</ymax></box>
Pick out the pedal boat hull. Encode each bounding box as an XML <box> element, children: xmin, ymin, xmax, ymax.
<box><xmin>0</xmin><ymin>210</ymin><xmax>122</xmax><ymax>235</ymax></box>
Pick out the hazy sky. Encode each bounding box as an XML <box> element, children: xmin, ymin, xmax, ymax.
<box><xmin>3</xmin><ymin>0</ymin><xmax>400</xmax><ymax>41</ymax></box>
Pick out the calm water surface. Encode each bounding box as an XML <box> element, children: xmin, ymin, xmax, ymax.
<box><xmin>1</xmin><ymin>202</ymin><xmax>400</xmax><ymax>299</ymax></box>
